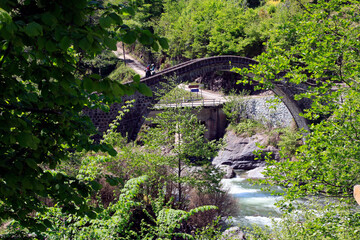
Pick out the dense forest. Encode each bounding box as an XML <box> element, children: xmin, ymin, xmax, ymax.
<box><xmin>1</xmin><ymin>0</ymin><xmax>360</xmax><ymax>239</ymax></box>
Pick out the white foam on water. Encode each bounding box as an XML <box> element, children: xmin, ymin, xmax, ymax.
<box><xmin>221</xmin><ymin>178</ymin><xmax>258</xmax><ymax>195</ymax></box>
<box><xmin>221</xmin><ymin>175</ymin><xmax>284</xmax><ymax>227</ymax></box>
<box><xmin>244</xmin><ymin>216</ymin><xmax>282</xmax><ymax>227</ymax></box>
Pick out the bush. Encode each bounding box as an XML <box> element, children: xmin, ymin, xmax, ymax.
<box><xmin>108</xmin><ymin>62</ymin><xmax>137</xmax><ymax>83</ymax></box>
<box><xmin>232</xmin><ymin>119</ymin><xmax>266</xmax><ymax>137</ymax></box>
<box><xmin>247</xmin><ymin>200</ymin><xmax>360</xmax><ymax>240</ymax></box>
<box><xmin>266</xmin><ymin>126</ymin><xmax>302</xmax><ymax>157</ymax></box>
<box><xmin>82</xmin><ymin>50</ymin><xmax>119</xmax><ymax>77</ymax></box>
<box><xmin>188</xmin><ymin>189</ymin><xmax>238</xmax><ymax>229</ymax></box>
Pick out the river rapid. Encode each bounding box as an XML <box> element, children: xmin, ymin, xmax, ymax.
<box><xmin>221</xmin><ymin>170</ymin><xmax>283</xmax><ymax>228</ymax></box>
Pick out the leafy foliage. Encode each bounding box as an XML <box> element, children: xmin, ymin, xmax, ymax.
<box><xmin>0</xmin><ymin>0</ymin><xmax>166</xmax><ymax>229</ymax></box>
<box><xmin>108</xmin><ymin>62</ymin><xmax>137</xmax><ymax>83</ymax></box>
<box><xmin>153</xmin><ymin>0</ymin><xmax>303</xmax><ymax>61</ymax></box>
<box><xmin>141</xmin><ymin>107</ymin><xmax>224</xmax><ymax>204</ymax></box>
<box><xmin>82</xmin><ymin>50</ymin><xmax>120</xmax><ymax>77</ymax></box>
<box><xmin>223</xmin><ymin>90</ymin><xmax>251</xmax><ymax>125</ymax></box>
<box><xmin>28</xmin><ymin>176</ymin><xmax>216</xmax><ymax>240</ymax></box>
<box><xmin>261</xmin><ymin>90</ymin><xmax>360</xmax><ymax>202</ymax></box>
<box><xmin>247</xmin><ymin>200</ymin><xmax>360</xmax><ymax>240</ymax></box>
<box><xmin>232</xmin><ymin>0</ymin><xmax>360</xmax><ymax>237</ymax></box>
<box><xmin>237</xmin><ymin>0</ymin><xmax>360</xmax><ymax>202</ymax></box>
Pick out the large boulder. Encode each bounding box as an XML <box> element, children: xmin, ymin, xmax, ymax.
<box><xmin>213</xmin><ymin>130</ymin><xmax>279</xmax><ymax>175</ymax></box>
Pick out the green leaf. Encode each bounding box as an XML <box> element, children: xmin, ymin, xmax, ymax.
<box><xmin>151</xmin><ymin>41</ymin><xmax>159</xmax><ymax>51</ymax></box>
<box><xmin>25</xmin><ymin>159</ymin><xmax>38</xmax><ymax>169</ymax></box>
<box><xmin>90</xmin><ymin>181</ymin><xmax>103</xmax><ymax>191</ymax></box>
<box><xmin>106</xmin><ymin>175</ymin><xmax>123</xmax><ymax>186</ymax></box>
<box><xmin>138</xmin><ymin>83</ymin><xmax>153</xmax><ymax>97</ymax></box>
<box><xmin>45</xmin><ymin>40</ymin><xmax>56</xmax><ymax>52</ymax></box>
<box><xmin>158</xmin><ymin>37</ymin><xmax>169</xmax><ymax>49</ymax></box>
<box><xmin>43</xmin><ymin>219</ymin><xmax>52</xmax><ymax>228</ymax></box>
<box><xmin>99</xmin><ymin>16</ymin><xmax>112</xmax><ymax>29</ymax></box>
<box><xmin>22</xmin><ymin>178</ymin><xmax>33</xmax><ymax>190</ymax></box>
<box><xmin>133</xmin><ymin>74</ymin><xmax>140</xmax><ymax>83</ymax></box>
<box><xmin>0</xmin><ymin>8</ymin><xmax>12</xmax><ymax>24</ymax></box>
<box><xmin>59</xmin><ymin>36</ymin><xmax>71</xmax><ymax>50</ymax></box>
<box><xmin>86</xmin><ymin>210</ymin><xmax>97</xmax><ymax>219</ymax></box>
<box><xmin>74</xmin><ymin>0</ymin><xmax>87</xmax><ymax>9</ymax></box>
<box><xmin>122</xmin><ymin>31</ymin><xmax>137</xmax><ymax>44</ymax></box>
<box><xmin>83</xmin><ymin>77</ymin><xmax>94</xmax><ymax>92</ymax></box>
<box><xmin>107</xmin><ymin>147</ymin><xmax>117</xmax><ymax>156</ymax></box>
<box><xmin>113</xmin><ymin>82</ymin><xmax>125</xmax><ymax>96</ymax></box>
<box><xmin>24</xmin><ymin>22</ymin><xmax>43</xmax><ymax>37</ymax></box>
<box><xmin>108</xmin><ymin>13</ymin><xmax>123</xmax><ymax>25</ymax></box>
<box><xmin>38</xmin><ymin>37</ymin><xmax>46</xmax><ymax>49</ymax></box>
<box><xmin>41</xmin><ymin>12</ymin><xmax>57</xmax><ymax>27</ymax></box>
<box><xmin>121</xmin><ymin>6</ymin><xmax>135</xmax><ymax>16</ymax></box>
<box><xmin>104</xmin><ymin>37</ymin><xmax>117</xmax><ymax>50</ymax></box>
<box><xmin>79</xmin><ymin>37</ymin><xmax>91</xmax><ymax>50</ymax></box>
<box><xmin>5</xmin><ymin>22</ymin><xmax>17</xmax><ymax>35</ymax></box>
<box><xmin>139</xmin><ymin>33</ymin><xmax>153</xmax><ymax>45</ymax></box>
<box><xmin>122</xmin><ymin>85</ymin><xmax>135</xmax><ymax>96</ymax></box>
<box><xmin>89</xmin><ymin>74</ymin><xmax>101</xmax><ymax>80</ymax></box>
<box><xmin>73</xmin><ymin>13</ymin><xmax>85</xmax><ymax>26</ymax></box>
<box><xmin>17</xmin><ymin>132</ymin><xmax>39</xmax><ymax>149</ymax></box>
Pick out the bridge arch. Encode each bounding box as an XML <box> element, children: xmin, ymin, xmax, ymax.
<box><xmin>84</xmin><ymin>56</ymin><xmax>311</xmax><ymax>140</ymax></box>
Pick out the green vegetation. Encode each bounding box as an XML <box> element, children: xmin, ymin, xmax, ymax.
<box><xmin>2</xmin><ymin>101</ymin><xmax>233</xmax><ymax>238</ymax></box>
<box><xmin>108</xmin><ymin>61</ymin><xmax>137</xmax><ymax>83</ymax></box>
<box><xmin>0</xmin><ymin>0</ymin><xmax>166</xmax><ymax>233</ymax></box>
<box><xmin>223</xmin><ymin>91</ymin><xmax>301</xmax><ymax>152</ymax></box>
<box><xmin>247</xmin><ymin>200</ymin><xmax>360</xmax><ymax>240</ymax></box>
<box><xmin>234</xmin><ymin>0</ymin><xmax>360</xmax><ymax>238</ymax></box>
<box><xmin>2</xmin><ymin>0</ymin><xmax>360</xmax><ymax>238</ymax></box>
<box><xmin>82</xmin><ymin>50</ymin><xmax>120</xmax><ymax>77</ymax></box>
<box><xmin>120</xmin><ymin>0</ymin><xmax>303</xmax><ymax>64</ymax></box>
<box><xmin>231</xmin><ymin>119</ymin><xmax>266</xmax><ymax>137</ymax></box>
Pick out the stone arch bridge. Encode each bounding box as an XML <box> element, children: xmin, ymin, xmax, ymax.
<box><xmin>84</xmin><ymin>55</ymin><xmax>311</xmax><ymax>140</ymax></box>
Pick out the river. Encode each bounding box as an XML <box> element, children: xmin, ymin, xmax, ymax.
<box><xmin>221</xmin><ymin>170</ymin><xmax>283</xmax><ymax>228</ymax></box>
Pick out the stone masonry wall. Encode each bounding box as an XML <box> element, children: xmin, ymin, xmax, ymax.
<box><xmin>243</xmin><ymin>95</ymin><xmax>294</xmax><ymax>128</ymax></box>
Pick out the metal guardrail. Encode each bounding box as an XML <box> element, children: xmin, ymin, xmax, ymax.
<box><xmin>153</xmin><ymin>99</ymin><xmax>226</xmax><ymax>109</ymax></box>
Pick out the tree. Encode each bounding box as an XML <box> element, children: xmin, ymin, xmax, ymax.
<box><xmin>141</xmin><ymin>106</ymin><xmax>223</xmax><ymax>208</ymax></box>
<box><xmin>0</xmin><ymin>0</ymin><xmax>167</xmax><ymax>230</ymax></box>
<box><xmin>232</xmin><ymin>1</ymin><xmax>360</xmax><ymax>237</ymax></box>
<box><xmin>235</xmin><ymin>0</ymin><xmax>360</xmax><ymax>203</ymax></box>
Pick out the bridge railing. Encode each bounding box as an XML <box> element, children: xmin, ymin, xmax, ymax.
<box><xmin>153</xmin><ymin>99</ymin><xmax>226</xmax><ymax>109</ymax></box>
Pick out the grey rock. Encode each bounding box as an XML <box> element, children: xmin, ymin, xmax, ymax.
<box><xmin>244</xmin><ymin>166</ymin><xmax>266</xmax><ymax>179</ymax></box>
<box><xmin>221</xmin><ymin>227</ymin><xmax>245</xmax><ymax>240</ymax></box>
<box><xmin>213</xmin><ymin>130</ymin><xmax>279</xmax><ymax>171</ymax></box>
<box><xmin>219</xmin><ymin>165</ymin><xmax>236</xmax><ymax>179</ymax></box>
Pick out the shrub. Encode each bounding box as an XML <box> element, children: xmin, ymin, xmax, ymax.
<box><xmin>247</xmin><ymin>200</ymin><xmax>360</xmax><ymax>240</ymax></box>
<box><xmin>233</xmin><ymin>119</ymin><xmax>266</xmax><ymax>136</ymax></box>
<box><xmin>188</xmin><ymin>189</ymin><xmax>238</xmax><ymax>229</ymax></box>
<box><xmin>108</xmin><ymin>62</ymin><xmax>137</xmax><ymax>83</ymax></box>
<box><xmin>82</xmin><ymin>50</ymin><xmax>120</xmax><ymax>77</ymax></box>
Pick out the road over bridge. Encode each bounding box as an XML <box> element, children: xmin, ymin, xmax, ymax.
<box><xmin>84</xmin><ymin>55</ymin><xmax>311</xmax><ymax>140</ymax></box>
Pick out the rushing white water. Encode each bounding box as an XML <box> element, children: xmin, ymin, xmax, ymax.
<box><xmin>221</xmin><ymin>172</ymin><xmax>283</xmax><ymax>228</ymax></box>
